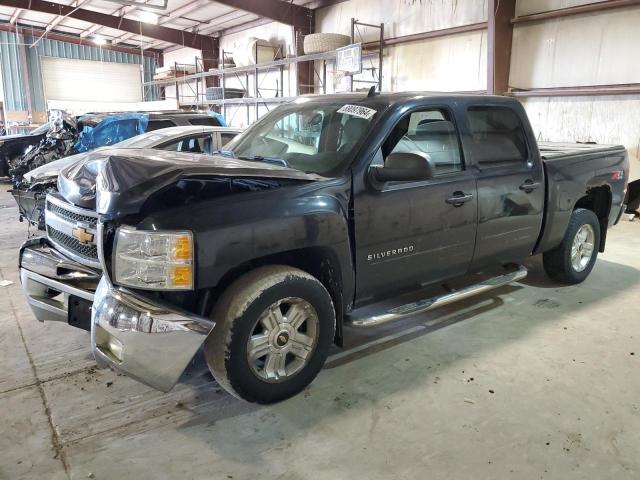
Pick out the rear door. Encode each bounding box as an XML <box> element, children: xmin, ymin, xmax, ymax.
<box><xmin>353</xmin><ymin>106</ymin><xmax>478</xmax><ymax>303</ymax></box>
<box><xmin>463</xmin><ymin>104</ymin><xmax>544</xmax><ymax>269</ymax></box>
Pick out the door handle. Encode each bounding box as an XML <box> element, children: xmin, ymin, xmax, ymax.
<box><xmin>446</xmin><ymin>192</ymin><xmax>474</xmax><ymax>207</ymax></box>
<box><xmin>519</xmin><ymin>180</ymin><xmax>541</xmax><ymax>193</ymax></box>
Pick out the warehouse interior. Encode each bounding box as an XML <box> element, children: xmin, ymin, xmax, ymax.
<box><xmin>1</xmin><ymin>1</ymin><xmax>639</xmax><ymax>479</ymax></box>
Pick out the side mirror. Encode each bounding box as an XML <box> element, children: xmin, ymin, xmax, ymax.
<box><xmin>369</xmin><ymin>151</ymin><xmax>434</xmax><ymax>184</ymax></box>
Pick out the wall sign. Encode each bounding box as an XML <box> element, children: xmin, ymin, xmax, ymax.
<box><xmin>336</xmin><ymin>43</ymin><xmax>362</xmax><ymax>75</ymax></box>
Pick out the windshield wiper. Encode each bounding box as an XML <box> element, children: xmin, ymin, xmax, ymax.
<box><xmin>213</xmin><ymin>149</ymin><xmax>235</xmax><ymax>158</ymax></box>
<box><xmin>237</xmin><ymin>155</ymin><xmax>290</xmax><ymax>168</ymax></box>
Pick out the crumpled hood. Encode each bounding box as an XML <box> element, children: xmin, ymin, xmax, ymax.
<box><xmin>23</xmin><ymin>150</ymin><xmax>102</xmax><ymax>183</ymax></box>
<box><xmin>58</xmin><ymin>148</ymin><xmax>323</xmax><ymax>216</ymax></box>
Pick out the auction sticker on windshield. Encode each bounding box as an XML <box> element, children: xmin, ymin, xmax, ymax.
<box><xmin>337</xmin><ymin>104</ymin><xmax>377</xmax><ymax>120</ymax></box>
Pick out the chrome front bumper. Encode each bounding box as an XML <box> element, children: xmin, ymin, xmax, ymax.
<box><xmin>19</xmin><ymin>239</ymin><xmax>215</xmax><ymax>392</ymax></box>
<box><xmin>91</xmin><ymin>278</ymin><xmax>215</xmax><ymax>392</ymax></box>
<box><xmin>19</xmin><ymin>238</ymin><xmax>100</xmax><ymax>323</ymax></box>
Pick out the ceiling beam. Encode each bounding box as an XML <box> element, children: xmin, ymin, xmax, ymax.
<box><xmin>79</xmin><ymin>4</ymin><xmax>128</xmax><ymax>38</ymax></box>
<box><xmin>32</xmin><ymin>0</ymin><xmax>91</xmax><ymax>47</ymax></box>
<box><xmin>9</xmin><ymin>7</ymin><xmax>21</xmax><ymax>24</ymax></box>
<box><xmin>210</xmin><ymin>0</ymin><xmax>313</xmax><ymax>27</ymax></box>
<box><xmin>0</xmin><ymin>23</ymin><xmax>161</xmax><ymax>57</ymax></box>
<box><xmin>0</xmin><ymin>0</ymin><xmax>216</xmax><ymax>49</ymax></box>
<box><xmin>114</xmin><ymin>0</ymin><xmax>210</xmax><ymax>45</ymax></box>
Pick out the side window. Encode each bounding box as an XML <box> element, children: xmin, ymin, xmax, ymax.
<box><xmin>146</xmin><ymin>120</ymin><xmax>176</xmax><ymax>131</ymax></box>
<box><xmin>379</xmin><ymin>108</ymin><xmax>463</xmax><ymax>175</ymax></box>
<box><xmin>467</xmin><ymin>106</ymin><xmax>528</xmax><ymax>165</ymax></box>
<box><xmin>220</xmin><ymin>132</ymin><xmax>238</xmax><ymax>147</ymax></box>
<box><xmin>160</xmin><ymin>135</ymin><xmax>205</xmax><ymax>153</ymax></box>
<box><xmin>189</xmin><ymin>117</ymin><xmax>222</xmax><ymax>127</ymax></box>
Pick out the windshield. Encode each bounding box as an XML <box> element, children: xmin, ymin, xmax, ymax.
<box><xmin>30</xmin><ymin>122</ymin><xmax>50</xmax><ymax>136</ymax></box>
<box><xmin>113</xmin><ymin>132</ymin><xmax>165</xmax><ymax>148</ymax></box>
<box><xmin>225</xmin><ymin>101</ymin><xmax>379</xmax><ymax>176</ymax></box>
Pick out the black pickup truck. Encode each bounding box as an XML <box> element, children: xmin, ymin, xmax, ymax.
<box><xmin>18</xmin><ymin>92</ymin><xmax>628</xmax><ymax>403</ymax></box>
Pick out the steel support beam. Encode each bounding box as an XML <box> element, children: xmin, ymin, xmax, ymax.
<box><xmin>114</xmin><ymin>0</ymin><xmax>210</xmax><ymax>45</ymax></box>
<box><xmin>210</xmin><ymin>0</ymin><xmax>313</xmax><ymax>27</ymax></box>
<box><xmin>201</xmin><ymin>37</ymin><xmax>220</xmax><ymax>89</ymax></box>
<box><xmin>0</xmin><ymin>23</ymin><xmax>161</xmax><ymax>57</ymax></box>
<box><xmin>0</xmin><ymin>0</ymin><xmax>215</xmax><ymax>49</ymax></box>
<box><xmin>294</xmin><ymin>10</ymin><xmax>315</xmax><ymax>95</ymax></box>
<box><xmin>510</xmin><ymin>84</ymin><xmax>640</xmax><ymax>97</ymax></box>
<box><xmin>363</xmin><ymin>22</ymin><xmax>487</xmax><ymax>48</ymax></box>
<box><xmin>488</xmin><ymin>0</ymin><xmax>516</xmax><ymax>95</ymax></box>
<box><xmin>512</xmin><ymin>0</ymin><xmax>640</xmax><ymax>23</ymax></box>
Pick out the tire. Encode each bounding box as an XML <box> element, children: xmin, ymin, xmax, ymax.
<box><xmin>303</xmin><ymin>33</ymin><xmax>351</xmax><ymax>54</ymax></box>
<box><xmin>543</xmin><ymin>208</ymin><xmax>601</xmax><ymax>284</ymax></box>
<box><xmin>204</xmin><ymin>265</ymin><xmax>335</xmax><ymax>403</ymax></box>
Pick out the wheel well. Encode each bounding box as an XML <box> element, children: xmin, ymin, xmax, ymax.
<box><xmin>574</xmin><ymin>186</ymin><xmax>611</xmax><ymax>252</ymax></box>
<box><xmin>201</xmin><ymin>248</ymin><xmax>345</xmax><ymax>346</ymax></box>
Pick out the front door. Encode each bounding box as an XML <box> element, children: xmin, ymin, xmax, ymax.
<box><xmin>353</xmin><ymin>107</ymin><xmax>478</xmax><ymax>304</ymax></box>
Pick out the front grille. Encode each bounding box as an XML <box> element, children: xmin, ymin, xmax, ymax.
<box><xmin>46</xmin><ymin>200</ymin><xmax>97</xmax><ymax>227</ymax></box>
<box><xmin>45</xmin><ymin>196</ymin><xmax>100</xmax><ymax>265</ymax></box>
<box><xmin>47</xmin><ymin>225</ymin><xmax>99</xmax><ymax>261</ymax></box>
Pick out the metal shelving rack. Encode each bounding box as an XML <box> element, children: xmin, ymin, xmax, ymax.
<box><xmin>142</xmin><ymin>18</ymin><xmax>385</xmax><ymax>123</ymax></box>
<box><xmin>349</xmin><ymin>19</ymin><xmax>384</xmax><ymax>92</ymax></box>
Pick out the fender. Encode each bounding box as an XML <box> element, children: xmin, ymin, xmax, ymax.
<box><xmin>534</xmin><ymin>147</ymin><xmax>626</xmax><ymax>255</ymax></box>
<box><xmin>136</xmin><ymin>179</ymin><xmax>355</xmax><ymax>309</ymax></box>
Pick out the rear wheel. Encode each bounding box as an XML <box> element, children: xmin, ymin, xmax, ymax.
<box><xmin>204</xmin><ymin>265</ymin><xmax>335</xmax><ymax>403</ymax></box>
<box><xmin>543</xmin><ymin>208</ymin><xmax>600</xmax><ymax>284</ymax></box>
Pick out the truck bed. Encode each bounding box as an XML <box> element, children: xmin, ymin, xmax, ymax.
<box><xmin>538</xmin><ymin>141</ymin><xmax>625</xmax><ymax>160</ymax></box>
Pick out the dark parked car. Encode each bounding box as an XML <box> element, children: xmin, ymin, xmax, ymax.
<box><xmin>0</xmin><ymin>123</ymin><xmax>51</xmax><ymax>177</ymax></box>
<box><xmin>18</xmin><ymin>92</ymin><xmax>628</xmax><ymax>404</ymax></box>
<box><xmin>6</xmin><ymin>110</ymin><xmax>226</xmax><ymax>180</ymax></box>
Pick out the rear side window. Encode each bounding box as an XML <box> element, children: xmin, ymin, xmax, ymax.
<box><xmin>467</xmin><ymin>106</ymin><xmax>528</xmax><ymax>165</ymax></box>
<box><xmin>189</xmin><ymin>117</ymin><xmax>222</xmax><ymax>127</ymax></box>
<box><xmin>220</xmin><ymin>132</ymin><xmax>238</xmax><ymax>147</ymax></box>
<box><xmin>160</xmin><ymin>135</ymin><xmax>207</xmax><ymax>153</ymax></box>
<box><xmin>146</xmin><ymin>120</ymin><xmax>176</xmax><ymax>131</ymax></box>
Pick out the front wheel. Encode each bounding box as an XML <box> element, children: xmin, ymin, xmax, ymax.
<box><xmin>204</xmin><ymin>266</ymin><xmax>335</xmax><ymax>403</ymax></box>
<box><xmin>543</xmin><ymin>208</ymin><xmax>600</xmax><ymax>284</ymax></box>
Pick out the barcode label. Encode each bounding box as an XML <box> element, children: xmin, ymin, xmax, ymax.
<box><xmin>337</xmin><ymin>104</ymin><xmax>377</xmax><ymax>120</ymax></box>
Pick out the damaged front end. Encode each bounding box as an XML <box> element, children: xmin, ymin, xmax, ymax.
<box><xmin>8</xmin><ymin>110</ymin><xmax>79</xmax><ymax>182</ymax></box>
<box><xmin>18</xmin><ymin>148</ymin><xmax>321</xmax><ymax>391</ymax></box>
<box><xmin>10</xmin><ymin>180</ymin><xmax>56</xmax><ymax>230</ymax></box>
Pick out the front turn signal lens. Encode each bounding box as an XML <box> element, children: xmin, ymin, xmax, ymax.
<box><xmin>173</xmin><ymin>235</ymin><xmax>193</xmax><ymax>261</ymax></box>
<box><xmin>171</xmin><ymin>265</ymin><xmax>193</xmax><ymax>288</ymax></box>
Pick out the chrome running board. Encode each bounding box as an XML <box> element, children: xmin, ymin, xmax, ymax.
<box><xmin>350</xmin><ymin>265</ymin><xmax>528</xmax><ymax>328</ymax></box>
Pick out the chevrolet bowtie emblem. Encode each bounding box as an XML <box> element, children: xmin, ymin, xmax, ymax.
<box><xmin>72</xmin><ymin>227</ymin><xmax>94</xmax><ymax>245</ymax></box>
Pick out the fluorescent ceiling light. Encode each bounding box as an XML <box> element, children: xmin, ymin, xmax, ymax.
<box><xmin>93</xmin><ymin>35</ymin><xmax>107</xmax><ymax>45</ymax></box>
<box><xmin>139</xmin><ymin>10</ymin><xmax>159</xmax><ymax>24</ymax></box>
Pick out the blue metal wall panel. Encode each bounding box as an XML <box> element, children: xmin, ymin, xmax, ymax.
<box><xmin>0</xmin><ymin>30</ymin><xmax>28</xmax><ymax>112</ymax></box>
<box><xmin>0</xmin><ymin>33</ymin><xmax>158</xmax><ymax>117</ymax></box>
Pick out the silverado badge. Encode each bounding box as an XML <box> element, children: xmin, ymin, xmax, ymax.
<box><xmin>72</xmin><ymin>226</ymin><xmax>94</xmax><ymax>245</ymax></box>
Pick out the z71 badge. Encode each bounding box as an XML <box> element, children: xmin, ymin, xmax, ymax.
<box><xmin>368</xmin><ymin>245</ymin><xmax>414</xmax><ymax>262</ymax></box>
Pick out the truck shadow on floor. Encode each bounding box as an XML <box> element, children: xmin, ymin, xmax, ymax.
<box><xmin>64</xmin><ymin>257</ymin><xmax>640</xmax><ymax>462</ymax></box>
<box><xmin>183</xmin><ymin>255</ymin><xmax>636</xmax><ymax>388</ymax></box>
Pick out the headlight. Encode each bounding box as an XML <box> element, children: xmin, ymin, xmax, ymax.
<box><xmin>114</xmin><ymin>227</ymin><xmax>194</xmax><ymax>290</ymax></box>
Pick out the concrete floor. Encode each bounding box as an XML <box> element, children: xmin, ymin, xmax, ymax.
<box><xmin>1</xmin><ymin>187</ymin><xmax>639</xmax><ymax>480</ymax></box>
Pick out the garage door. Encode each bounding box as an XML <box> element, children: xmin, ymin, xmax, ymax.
<box><xmin>41</xmin><ymin>57</ymin><xmax>143</xmax><ymax>103</ymax></box>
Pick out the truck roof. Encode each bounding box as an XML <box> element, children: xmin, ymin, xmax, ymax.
<box><xmin>297</xmin><ymin>91</ymin><xmax>514</xmax><ymax>107</ymax></box>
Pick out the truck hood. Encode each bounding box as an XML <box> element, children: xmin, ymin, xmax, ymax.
<box><xmin>23</xmin><ymin>150</ymin><xmax>98</xmax><ymax>184</ymax></box>
<box><xmin>58</xmin><ymin>148</ymin><xmax>324</xmax><ymax>215</ymax></box>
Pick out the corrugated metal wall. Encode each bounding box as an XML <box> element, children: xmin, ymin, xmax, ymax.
<box><xmin>0</xmin><ymin>31</ymin><xmax>157</xmax><ymax>118</ymax></box>
<box><xmin>0</xmin><ymin>30</ymin><xmax>29</xmax><ymax>112</ymax></box>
